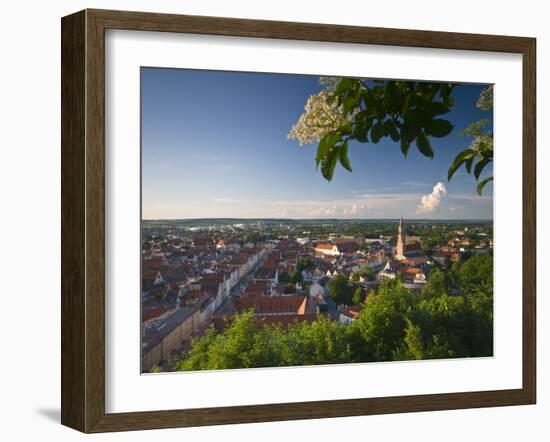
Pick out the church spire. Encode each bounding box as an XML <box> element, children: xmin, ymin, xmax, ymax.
<box><xmin>396</xmin><ymin>216</ymin><xmax>405</xmax><ymax>260</ymax></box>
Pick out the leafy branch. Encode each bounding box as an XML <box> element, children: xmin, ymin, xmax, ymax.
<box><xmin>447</xmin><ymin>86</ymin><xmax>494</xmax><ymax>195</ymax></box>
<box><xmin>289</xmin><ymin>78</ymin><xmax>456</xmax><ymax>182</ymax></box>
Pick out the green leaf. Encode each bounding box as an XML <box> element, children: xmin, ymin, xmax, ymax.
<box><xmin>321</xmin><ymin>148</ymin><xmax>339</xmax><ymax>181</ymax></box>
<box><xmin>465</xmin><ymin>157</ymin><xmax>474</xmax><ymax>173</ymax></box>
<box><xmin>442</xmin><ymin>94</ymin><xmax>454</xmax><ymax>107</ymax></box>
<box><xmin>385</xmin><ymin>81</ymin><xmax>403</xmax><ymax>113</ymax></box>
<box><xmin>401</xmin><ymin>92</ymin><xmax>411</xmax><ymax>116</ymax></box>
<box><xmin>476</xmin><ymin>176</ymin><xmax>493</xmax><ymax>195</ymax></box>
<box><xmin>383</xmin><ymin>119</ymin><xmax>395</xmax><ymax>137</ymax></box>
<box><xmin>371</xmin><ymin>122</ymin><xmax>384</xmax><ymax>143</ymax></box>
<box><xmin>362</xmin><ymin>90</ymin><xmax>378</xmax><ymax>112</ymax></box>
<box><xmin>425</xmin><ymin>119</ymin><xmax>454</xmax><ymax>138</ymax></box>
<box><xmin>376</xmin><ymin>101</ymin><xmax>387</xmax><ymax>119</ymax></box>
<box><xmin>315</xmin><ymin>132</ymin><xmax>340</xmax><ymax>168</ymax></box>
<box><xmin>415</xmin><ymin>131</ymin><xmax>434</xmax><ymax>158</ymax></box>
<box><xmin>352</xmin><ymin>114</ymin><xmax>372</xmax><ymax>142</ymax></box>
<box><xmin>474</xmin><ymin>157</ymin><xmax>492</xmax><ymax>180</ymax></box>
<box><xmin>400</xmin><ymin>136</ymin><xmax>410</xmax><ymax>157</ymax></box>
<box><xmin>338</xmin><ymin>141</ymin><xmax>352</xmax><ymax>172</ymax></box>
<box><xmin>439</xmin><ymin>83</ymin><xmax>451</xmax><ymax>100</ymax></box>
<box><xmin>390</xmin><ymin>125</ymin><xmax>400</xmax><ymax>142</ymax></box>
<box><xmin>428</xmin><ymin>102</ymin><xmax>451</xmax><ymax>116</ymax></box>
<box><xmin>448</xmin><ymin>149</ymin><xmax>475</xmax><ymax>180</ymax></box>
<box><xmin>334</xmin><ymin>78</ymin><xmax>355</xmax><ymax>97</ymax></box>
<box><xmin>343</xmin><ymin>95</ymin><xmax>357</xmax><ymax>117</ymax></box>
<box><xmin>339</xmin><ymin>121</ymin><xmax>353</xmax><ymax>135</ymax></box>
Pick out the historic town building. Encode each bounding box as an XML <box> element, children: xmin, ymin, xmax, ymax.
<box><xmin>395</xmin><ymin>217</ymin><xmax>407</xmax><ymax>261</ymax></box>
<box><xmin>395</xmin><ymin>217</ymin><xmax>425</xmax><ymax>263</ymax></box>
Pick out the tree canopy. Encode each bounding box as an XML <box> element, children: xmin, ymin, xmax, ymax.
<box><xmin>327</xmin><ymin>273</ymin><xmax>355</xmax><ymax>306</ymax></box>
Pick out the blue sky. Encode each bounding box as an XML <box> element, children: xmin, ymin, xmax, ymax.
<box><xmin>141</xmin><ymin>68</ymin><xmax>493</xmax><ymax>220</ymax></box>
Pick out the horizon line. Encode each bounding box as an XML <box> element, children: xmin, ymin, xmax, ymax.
<box><xmin>142</xmin><ymin>217</ymin><xmax>493</xmax><ymax>222</ymax></box>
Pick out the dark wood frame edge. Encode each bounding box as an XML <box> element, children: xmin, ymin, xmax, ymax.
<box><xmin>61</xmin><ymin>8</ymin><xmax>536</xmax><ymax>433</ymax></box>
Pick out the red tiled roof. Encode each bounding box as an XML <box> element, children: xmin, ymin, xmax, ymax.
<box><xmin>333</xmin><ymin>241</ymin><xmax>359</xmax><ymax>252</ymax></box>
<box><xmin>315</xmin><ymin>244</ymin><xmax>335</xmax><ymax>250</ymax></box>
<box><xmin>230</xmin><ymin>253</ymin><xmax>249</xmax><ymax>266</ymax></box>
<box><xmin>142</xmin><ymin>307</ymin><xmax>169</xmax><ymax>322</ymax></box>
<box><xmin>278</xmin><ymin>264</ymin><xmax>294</xmax><ymax>273</ymax></box>
<box><xmin>342</xmin><ymin>304</ymin><xmax>363</xmax><ymax>319</ymax></box>
<box><xmin>163</xmin><ymin>267</ymin><xmax>187</xmax><ymax>284</ymax></box>
<box><xmin>241</xmin><ymin>290</ymin><xmax>266</xmax><ymax>299</ymax></box>
<box><xmin>405</xmin><ymin>242</ymin><xmax>423</xmax><ymax>252</ymax></box>
<box><xmin>247</xmin><ymin>281</ymin><xmax>270</xmax><ymax>292</ymax></box>
<box><xmin>201</xmin><ymin>272</ymin><xmax>224</xmax><ymax>283</ymax></box>
<box><xmin>235</xmin><ymin>295</ymin><xmax>307</xmax><ymax>315</ymax></box>
<box><xmin>142</xmin><ymin>271</ymin><xmax>158</xmax><ymax>281</ymax></box>
<box><xmin>201</xmin><ymin>281</ymin><xmax>221</xmax><ymax>294</ymax></box>
<box><xmin>255</xmin><ymin>267</ymin><xmax>277</xmax><ymax>280</ymax></box>
<box><xmin>193</xmin><ymin>238</ymin><xmax>209</xmax><ymax>246</ymax></box>
<box><xmin>400</xmin><ymin>259</ymin><xmax>416</xmax><ymax>266</ymax></box>
<box><xmin>142</xmin><ymin>256</ymin><xmax>168</xmax><ymax>272</ymax></box>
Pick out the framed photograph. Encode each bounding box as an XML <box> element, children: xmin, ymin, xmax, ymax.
<box><xmin>61</xmin><ymin>9</ymin><xmax>536</xmax><ymax>433</ymax></box>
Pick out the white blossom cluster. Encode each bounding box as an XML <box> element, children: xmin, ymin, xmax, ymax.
<box><xmin>287</xmin><ymin>91</ymin><xmax>347</xmax><ymax>145</ymax></box>
<box><xmin>476</xmin><ymin>85</ymin><xmax>493</xmax><ymax>111</ymax></box>
<box><xmin>318</xmin><ymin>76</ymin><xmax>341</xmax><ymax>91</ymax></box>
<box><xmin>469</xmin><ymin>133</ymin><xmax>493</xmax><ymax>153</ymax></box>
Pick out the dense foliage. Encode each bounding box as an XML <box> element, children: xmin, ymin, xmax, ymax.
<box><xmin>288</xmin><ymin>77</ymin><xmax>493</xmax><ymax>194</ymax></box>
<box><xmin>327</xmin><ymin>273</ymin><xmax>355</xmax><ymax>306</ymax></box>
<box><xmin>447</xmin><ymin>85</ymin><xmax>494</xmax><ymax>195</ymax></box>
<box><xmin>175</xmin><ymin>253</ymin><xmax>493</xmax><ymax>371</ymax></box>
<box><xmin>289</xmin><ymin>78</ymin><xmax>456</xmax><ymax>181</ymax></box>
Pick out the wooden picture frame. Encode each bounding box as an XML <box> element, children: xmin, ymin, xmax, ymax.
<box><xmin>61</xmin><ymin>8</ymin><xmax>536</xmax><ymax>433</ymax></box>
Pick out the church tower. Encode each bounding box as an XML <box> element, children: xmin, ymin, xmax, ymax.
<box><xmin>396</xmin><ymin>216</ymin><xmax>406</xmax><ymax>260</ymax></box>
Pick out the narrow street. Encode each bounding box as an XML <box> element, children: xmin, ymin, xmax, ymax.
<box><xmin>214</xmin><ymin>253</ymin><xmax>267</xmax><ymax>316</ymax></box>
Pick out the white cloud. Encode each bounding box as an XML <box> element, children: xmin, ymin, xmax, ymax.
<box><xmin>306</xmin><ymin>205</ymin><xmax>339</xmax><ymax>217</ymax></box>
<box><xmin>416</xmin><ymin>182</ymin><xmax>447</xmax><ymax>214</ymax></box>
<box><xmin>343</xmin><ymin>203</ymin><xmax>368</xmax><ymax>216</ymax></box>
<box><xmin>270</xmin><ymin>194</ymin><xmax>419</xmax><ymax>219</ymax></box>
